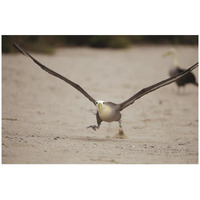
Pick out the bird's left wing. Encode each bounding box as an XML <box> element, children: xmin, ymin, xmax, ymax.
<box><xmin>8</xmin><ymin>38</ymin><xmax>97</xmax><ymax>105</ymax></box>
<box><xmin>119</xmin><ymin>62</ymin><xmax>198</xmax><ymax>111</ymax></box>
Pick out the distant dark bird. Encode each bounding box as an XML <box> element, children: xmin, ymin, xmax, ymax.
<box><xmin>163</xmin><ymin>48</ymin><xmax>198</xmax><ymax>90</ymax></box>
<box><xmin>7</xmin><ymin>38</ymin><xmax>198</xmax><ymax>138</ymax></box>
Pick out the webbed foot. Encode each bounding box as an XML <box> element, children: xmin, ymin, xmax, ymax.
<box><xmin>115</xmin><ymin>128</ymin><xmax>127</xmax><ymax>139</ymax></box>
<box><xmin>87</xmin><ymin>125</ymin><xmax>98</xmax><ymax>131</ymax></box>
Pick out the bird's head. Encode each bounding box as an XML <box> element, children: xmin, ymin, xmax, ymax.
<box><xmin>96</xmin><ymin>100</ymin><xmax>105</xmax><ymax>114</ymax></box>
<box><xmin>162</xmin><ymin>48</ymin><xmax>177</xmax><ymax>57</ymax></box>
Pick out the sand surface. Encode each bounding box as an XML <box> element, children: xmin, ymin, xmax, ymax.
<box><xmin>2</xmin><ymin>45</ymin><xmax>198</xmax><ymax>164</ymax></box>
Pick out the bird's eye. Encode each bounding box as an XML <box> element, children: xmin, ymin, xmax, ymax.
<box><xmin>95</xmin><ymin>102</ymin><xmax>98</xmax><ymax>105</ymax></box>
<box><xmin>103</xmin><ymin>102</ymin><xmax>105</xmax><ymax>104</ymax></box>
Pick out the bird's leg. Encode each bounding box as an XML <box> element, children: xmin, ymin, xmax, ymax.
<box><xmin>177</xmin><ymin>86</ymin><xmax>186</xmax><ymax>95</ymax></box>
<box><xmin>177</xmin><ymin>86</ymin><xmax>180</xmax><ymax>94</ymax></box>
<box><xmin>87</xmin><ymin>124</ymin><xmax>100</xmax><ymax>131</ymax></box>
<box><xmin>115</xmin><ymin>119</ymin><xmax>126</xmax><ymax>139</ymax></box>
<box><xmin>87</xmin><ymin>112</ymin><xmax>102</xmax><ymax>131</ymax></box>
<box><xmin>183</xmin><ymin>86</ymin><xmax>186</xmax><ymax>94</ymax></box>
<box><xmin>119</xmin><ymin>119</ymin><xmax>125</xmax><ymax>135</ymax></box>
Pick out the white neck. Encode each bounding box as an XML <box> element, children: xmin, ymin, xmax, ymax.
<box><xmin>172</xmin><ymin>51</ymin><xmax>178</xmax><ymax>67</ymax></box>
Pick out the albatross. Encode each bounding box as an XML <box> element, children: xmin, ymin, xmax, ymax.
<box><xmin>163</xmin><ymin>48</ymin><xmax>198</xmax><ymax>90</ymax></box>
<box><xmin>9</xmin><ymin>40</ymin><xmax>198</xmax><ymax>138</ymax></box>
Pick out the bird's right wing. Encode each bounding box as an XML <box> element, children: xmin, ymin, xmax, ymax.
<box><xmin>8</xmin><ymin>38</ymin><xmax>97</xmax><ymax>105</ymax></box>
<box><xmin>119</xmin><ymin>62</ymin><xmax>198</xmax><ymax>111</ymax></box>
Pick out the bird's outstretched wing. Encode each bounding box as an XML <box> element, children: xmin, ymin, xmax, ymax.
<box><xmin>8</xmin><ymin>38</ymin><xmax>97</xmax><ymax>105</ymax></box>
<box><xmin>119</xmin><ymin>62</ymin><xmax>198</xmax><ymax>110</ymax></box>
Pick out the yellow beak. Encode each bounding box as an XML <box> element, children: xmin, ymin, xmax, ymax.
<box><xmin>98</xmin><ymin>103</ymin><xmax>102</xmax><ymax>114</ymax></box>
<box><xmin>162</xmin><ymin>52</ymin><xmax>170</xmax><ymax>57</ymax></box>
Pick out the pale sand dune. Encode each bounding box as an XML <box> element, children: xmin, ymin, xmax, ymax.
<box><xmin>2</xmin><ymin>45</ymin><xmax>198</xmax><ymax>164</ymax></box>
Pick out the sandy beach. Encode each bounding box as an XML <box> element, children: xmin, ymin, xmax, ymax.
<box><xmin>2</xmin><ymin>45</ymin><xmax>198</xmax><ymax>164</ymax></box>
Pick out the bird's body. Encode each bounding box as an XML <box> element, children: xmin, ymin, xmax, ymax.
<box><xmin>8</xmin><ymin>37</ymin><xmax>198</xmax><ymax>138</ymax></box>
<box><xmin>169</xmin><ymin>66</ymin><xmax>198</xmax><ymax>87</ymax></box>
<box><xmin>164</xmin><ymin>48</ymin><xmax>198</xmax><ymax>88</ymax></box>
<box><xmin>97</xmin><ymin>101</ymin><xmax>121</xmax><ymax>122</ymax></box>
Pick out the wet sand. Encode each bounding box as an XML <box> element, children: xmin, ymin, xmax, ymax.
<box><xmin>2</xmin><ymin>45</ymin><xmax>198</xmax><ymax>164</ymax></box>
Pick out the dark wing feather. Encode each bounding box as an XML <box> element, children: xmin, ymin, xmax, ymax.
<box><xmin>176</xmin><ymin>67</ymin><xmax>197</xmax><ymax>85</ymax></box>
<box><xmin>9</xmin><ymin>39</ymin><xmax>96</xmax><ymax>105</ymax></box>
<box><xmin>119</xmin><ymin>62</ymin><xmax>198</xmax><ymax>110</ymax></box>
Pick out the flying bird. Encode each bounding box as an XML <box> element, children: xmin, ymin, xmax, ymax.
<box><xmin>163</xmin><ymin>48</ymin><xmax>198</xmax><ymax>90</ymax></box>
<box><xmin>8</xmin><ymin>39</ymin><xmax>198</xmax><ymax>138</ymax></box>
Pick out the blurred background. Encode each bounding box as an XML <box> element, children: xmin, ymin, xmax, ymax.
<box><xmin>2</xmin><ymin>35</ymin><xmax>198</xmax><ymax>54</ymax></box>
